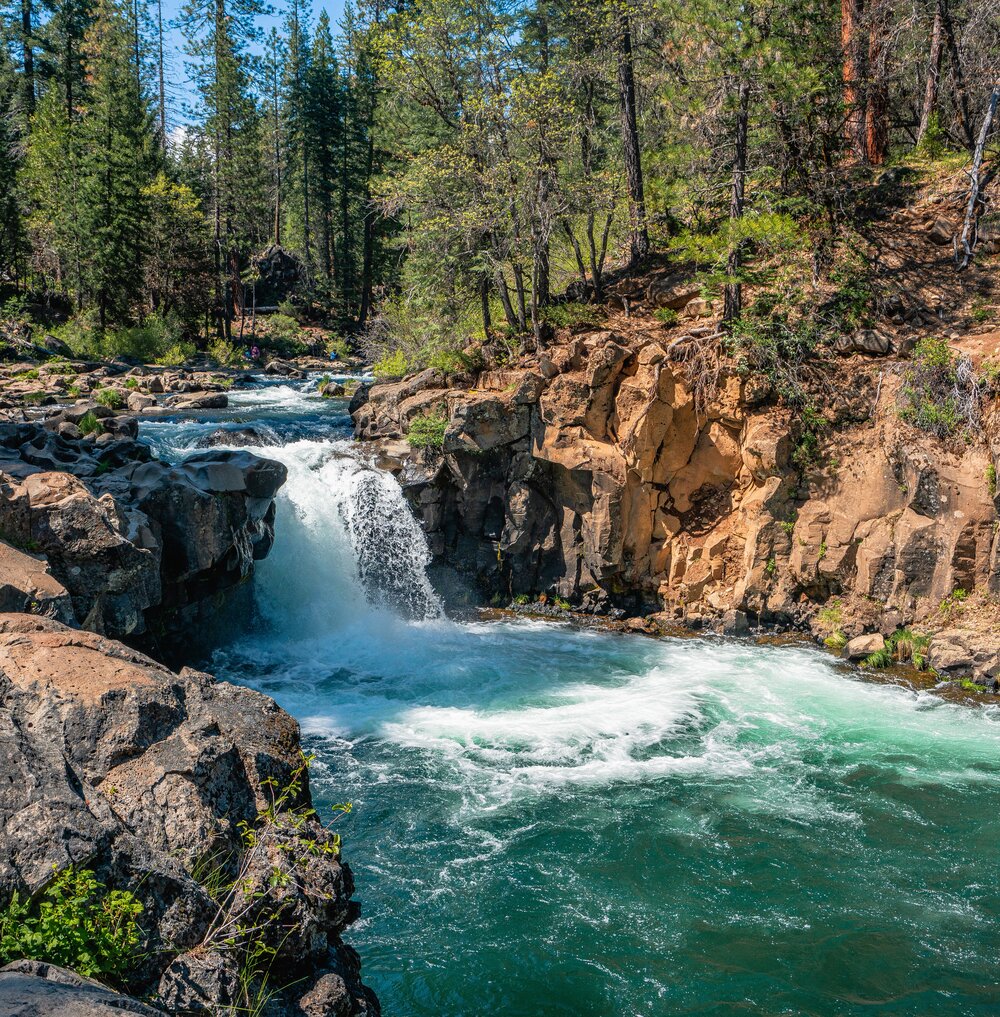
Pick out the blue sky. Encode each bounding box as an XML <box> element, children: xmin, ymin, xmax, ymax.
<box><xmin>159</xmin><ymin>0</ymin><xmax>347</xmax><ymax>126</ymax></box>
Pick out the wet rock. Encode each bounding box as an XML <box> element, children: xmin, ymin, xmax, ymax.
<box><xmin>196</xmin><ymin>426</ymin><xmax>277</xmax><ymax>448</ymax></box>
<box><xmin>265</xmin><ymin>359</ymin><xmax>304</xmax><ymax>379</ymax></box>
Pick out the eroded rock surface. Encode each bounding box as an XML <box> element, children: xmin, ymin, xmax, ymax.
<box><xmin>0</xmin><ymin>614</ymin><xmax>377</xmax><ymax>1016</ymax></box>
<box><xmin>0</xmin><ymin>422</ymin><xmax>286</xmax><ymax>643</ymax></box>
<box><xmin>354</xmin><ymin>328</ymin><xmax>1000</xmax><ymax>680</ymax></box>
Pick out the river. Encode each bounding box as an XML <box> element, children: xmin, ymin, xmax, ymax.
<box><xmin>142</xmin><ymin>375</ymin><xmax>1000</xmax><ymax>1017</ymax></box>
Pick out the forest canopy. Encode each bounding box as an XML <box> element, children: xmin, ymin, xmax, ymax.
<box><xmin>0</xmin><ymin>0</ymin><xmax>998</xmax><ymax>364</ymax></box>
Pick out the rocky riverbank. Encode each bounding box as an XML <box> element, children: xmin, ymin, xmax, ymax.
<box><xmin>0</xmin><ymin>613</ymin><xmax>378</xmax><ymax>1015</ymax></box>
<box><xmin>0</xmin><ymin>357</ymin><xmax>380</xmax><ymax>1013</ymax></box>
<box><xmin>351</xmin><ymin>272</ymin><xmax>1000</xmax><ymax>687</ymax></box>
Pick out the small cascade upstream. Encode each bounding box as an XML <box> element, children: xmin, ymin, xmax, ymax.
<box><xmin>141</xmin><ymin>376</ymin><xmax>1000</xmax><ymax>1017</ymax></box>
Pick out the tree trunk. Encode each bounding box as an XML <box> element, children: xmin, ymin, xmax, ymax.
<box><xmin>916</xmin><ymin>0</ymin><xmax>943</xmax><ymax>143</ymax></box>
<box><xmin>21</xmin><ymin>0</ymin><xmax>34</xmax><ymax>116</ymax></box>
<box><xmin>957</xmin><ymin>83</ymin><xmax>1000</xmax><ymax>268</ymax></box>
<box><xmin>841</xmin><ymin>0</ymin><xmax>865</xmax><ymax>159</ymax></box>
<box><xmin>941</xmin><ymin>0</ymin><xmax>974</xmax><ymax>149</ymax></box>
<box><xmin>724</xmin><ymin>79</ymin><xmax>750</xmax><ymax>322</ymax></box>
<box><xmin>357</xmin><ymin>127</ymin><xmax>376</xmax><ymax>326</ymax></box>
<box><xmin>616</xmin><ymin>13</ymin><xmax>649</xmax><ymax>264</ymax></box>
<box><xmin>865</xmin><ymin>4</ymin><xmax>890</xmax><ymax>165</ymax></box>
<box><xmin>479</xmin><ymin>275</ymin><xmax>491</xmax><ymax>335</ymax></box>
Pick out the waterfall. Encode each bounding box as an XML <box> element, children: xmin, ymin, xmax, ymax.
<box><xmin>251</xmin><ymin>439</ymin><xmax>442</xmax><ymax>634</ymax></box>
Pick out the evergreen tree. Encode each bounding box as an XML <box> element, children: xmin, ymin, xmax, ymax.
<box><xmin>77</xmin><ymin>0</ymin><xmax>156</xmax><ymax>323</ymax></box>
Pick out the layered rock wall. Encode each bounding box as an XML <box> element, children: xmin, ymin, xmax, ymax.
<box><xmin>353</xmin><ymin>332</ymin><xmax>1000</xmax><ymax>675</ymax></box>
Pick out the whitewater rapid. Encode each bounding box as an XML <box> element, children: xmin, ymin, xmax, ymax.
<box><xmin>142</xmin><ymin>377</ymin><xmax>1000</xmax><ymax>1017</ymax></box>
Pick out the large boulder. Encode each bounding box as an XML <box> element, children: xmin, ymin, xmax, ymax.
<box><xmin>0</xmin><ymin>614</ymin><xmax>377</xmax><ymax>1015</ymax></box>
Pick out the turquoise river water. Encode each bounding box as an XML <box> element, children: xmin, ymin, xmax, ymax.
<box><xmin>143</xmin><ymin>378</ymin><xmax>1000</xmax><ymax>1017</ymax></box>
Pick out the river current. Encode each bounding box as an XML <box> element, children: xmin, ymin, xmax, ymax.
<box><xmin>142</xmin><ymin>376</ymin><xmax>1000</xmax><ymax>1017</ymax></box>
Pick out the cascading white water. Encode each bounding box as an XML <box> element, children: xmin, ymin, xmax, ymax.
<box><xmin>251</xmin><ymin>439</ymin><xmax>442</xmax><ymax>634</ymax></box>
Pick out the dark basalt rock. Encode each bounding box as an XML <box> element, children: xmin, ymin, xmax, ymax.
<box><xmin>0</xmin><ymin>422</ymin><xmax>287</xmax><ymax>642</ymax></box>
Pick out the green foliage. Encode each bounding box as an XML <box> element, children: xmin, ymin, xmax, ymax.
<box><xmin>542</xmin><ymin>302</ymin><xmax>602</xmax><ymax>330</ymax></box>
<box><xmin>373</xmin><ymin>349</ymin><xmax>408</xmax><ymax>380</ymax></box>
<box><xmin>326</xmin><ymin>337</ymin><xmax>352</xmax><ymax>360</ymax></box>
<box><xmin>939</xmin><ymin>588</ymin><xmax>968</xmax><ymax>620</ymax></box>
<box><xmin>514</xmin><ymin>594</ymin><xmax>531</xmax><ymax>605</ymax></box>
<box><xmin>94</xmin><ymin>388</ymin><xmax>125</xmax><ymax>410</ymax></box>
<box><xmin>78</xmin><ymin>411</ymin><xmax>102</xmax><ymax>436</ymax></box>
<box><xmin>824</xmin><ymin>630</ymin><xmax>847</xmax><ymax>650</ymax></box>
<box><xmin>553</xmin><ymin>597</ymin><xmax>571</xmax><ymax>611</ymax></box>
<box><xmin>406</xmin><ymin>412</ymin><xmax>448</xmax><ymax>451</ymax></box>
<box><xmin>208</xmin><ymin>338</ymin><xmax>243</xmax><ymax>368</ymax></box>
<box><xmin>792</xmin><ymin>405</ymin><xmax>828</xmax><ymax>471</ymax></box>
<box><xmin>915</xmin><ymin>113</ymin><xmax>948</xmax><ymax>160</ymax></box>
<box><xmin>987</xmin><ymin>464</ymin><xmax>997</xmax><ymax>498</ymax></box>
<box><xmin>0</xmin><ymin>867</ymin><xmax>143</xmax><ymax>987</ymax></box>
<box><xmin>196</xmin><ymin>754</ymin><xmax>351</xmax><ymax>1016</ymax></box>
<box><xmin>654</xmin><ymin>308</ymin><xmax>680</xmax><ymax>327</ymax></box>
<box><xmin>765</xmin><ymin>557</ymin><xmax>777</xmax><ymax>577</ymax></box>
<box><xmin>15</xmin><ymin>368</ymin><xmax>40</xmax><ymax>381</ymax></box>
<box><xmin>160</xmin><ymin>343</ymin><xmax>196</xmax><ymax>367</ymax></box>
<box><xmin>898</xmin><ymin>338</ymin><xmax>977</xmax><ymax>438</ymax></box>
<box><xmin>864</xmin><ymin>629</ymin><xmax>931</xmax><ymax>671</ymax></box>
<box><xmin>725</xmin><ymin>313</ymin><xmax>820</xmax><ymax>404</ymax></box>
<box><xmin>960</xmin><ymin>679</ymin><xmax>987</xmax><ymax>693</ymax></box>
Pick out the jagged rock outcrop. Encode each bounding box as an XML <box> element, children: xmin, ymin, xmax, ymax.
<box><xmin>354</xmin><ymin>328</ymin><xmax>1000</xmax><ymax>675</ymax></box>
<box><xmin>0</xmin><ymin>614</ymin><xmax>377</xmax><ymax>1016</ymax></box>
<box><xmin>0</xmin><ymin>422</ymin><xmax>286</xmax><ymax>643</ymax></box>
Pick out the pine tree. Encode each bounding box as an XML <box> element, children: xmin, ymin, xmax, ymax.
<box><xmin>180</xmin><ymin>0</ymin><xmax>268</xmax><ymax>337</ymax></box>
<box><xmin>77</xmin><ymin>0</ymin><xmax>156</xmax><ymax>324</ymax></box>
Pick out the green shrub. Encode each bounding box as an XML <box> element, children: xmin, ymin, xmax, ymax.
<box><xmin>207</xmin><ymin>338</ymin><xmax>243</xmax><ymax>368</ymax></box>
<box><xmin>94</xmin><ymin>388</ymin><xmax>125</xmax><ymax>410</ymax></box>
<box><xmin>553</xmin><ymin>597</ymin><xmax>572</xmax><ymax>610</ymax></box>
<box><xmin>987</xmin><ymin>464</ymin><xmax>997</xmax><ymax>497</ymax></box>
<box><xmin>326</xmin><ymin>337</ymin><xmax>352</xmax><ymax>360</ymax></box>
<box><xmin>124</xmin><ymin>377</ymin><xmax>138</xmax><ymax>389</ymax></box>
<box><xmin>824</xmin><ymin>630</ymin><xmax>848</xmax><ymax>650</ymax></box>
<box><xmin>15</xmin><ymin>368</ymin><xmax>40</xmax><ymax>381</ymax></box>
<box><xmin>78</xmin><ymin>410</ymin><xmax>101</xmax><ymax>435</ymax></box>
<box><xmin>864</xmin><ymin>628</ymin><xmax>931</xmax><ymax>671</ymax></box>
<box><xmin>426</xmin><ymin>348</ymin><xmax>475</xmax><ymax>374</ymax></box>
<box><xmin>899</xmin><ymin>337</ymin><xmax>979</xmax><ymax>438</ymax></box>
<box><xmin>792</xmin><ymin>404</ymin><xmax>828</xmax><ymax>471</ymax></box>
<box><xmin>406</xmin><ymin>412</ymin><xmax>448</xmax><ymax>451</ymax></box>
<box><xmin>654</xmin><ymin>308</ymin><xmax>680</xmax><ymax>327</ymax></box>
<box><xmin>373</xmin><ymin>349</ymin><xmax>408</xmax><ymax>380</ymax></box>
<box><xmin>514</xmin><ymin>593</ymin><xmax>531</xmax><ymax>605</ymax></box>
<box><xmin>960</xmin><ymin>679</ymin><xmax>987</xmax><ymax>692</ymax></box>
<box><xmin>0</xmin><ymin>867</ymin><xmax>143</xmax><ymax>987</ymax></box>
<box><xmin>725</xmin><ymin>314</ymin><xmax>820</xmax><ymax>404</ymax></box>
<box><xmin>159</xmin><ymin>342</ymin><xmax>195</xmax><ymax>367</ymax></box>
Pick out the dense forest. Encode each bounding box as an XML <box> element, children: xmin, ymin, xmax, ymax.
<box><xmin>0</xmin><ymin>0</ymin><xmax>998</xmax><ymax>366</ymax></box>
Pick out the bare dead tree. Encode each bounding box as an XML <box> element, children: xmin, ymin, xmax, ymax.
<box><xmin>956</xmin><ymin>82</ymin><xmax>999</xmax><ymax>268</ymax></box>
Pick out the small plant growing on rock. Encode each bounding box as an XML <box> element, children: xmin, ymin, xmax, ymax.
<box><xmin>987</xmin><ymin>464</ymin><xmax>997</xmax><ymax>498</ymax></box>
<box><xmin>899</xmin><ymin>337</ymin><xmax>978</xmax><ymax>438</ymax></box>
<box><xmin>653</xmin><ymin>308</ymin><xmax>680</xmax><ymax>327</ymax></box>
<box><xmin>824</xmin><ymin>630</ymin><xmax>848</xmax><ymax>650</ymax></box>
<box><xmin>765</xmin><ymin>557</ymin><xmax>777</xmax><ymax>577</ymax></box>
<box><xmin>554</xmin><ymin>597</ymin><xmax>571</xmax><ymax>611</ymax></box>
<box><xmin>195</xmin><ymin>753</ymin><xmax>352</xmax><ymax>1016</ymax></box>
<box><xmin>0</xmin><ymin>866</ymin><xmax>143</xmax><ymax>988</ymax></box>
<box><xmin>939</xmin><ymin>588</ymin><xmax>968</xmax><ymax>620</ymax></box>
<box><xmin>79</xmin><ymin>410</ymin><xmax>102</xmax><ymax>436</ymax></box>
<box><xmin>406</xmin><ymin>412</ymin><xmax>448</xmax><ymax>451</ymax></box>
<box><xmin>95</xmin><ymin>388</ymin><xmax>125</xmax><ymax>410</ymax></box>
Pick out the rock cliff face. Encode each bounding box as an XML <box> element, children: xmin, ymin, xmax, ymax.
<box><xmin>0</xmin><ymin>614</ymin><xmax>377</xmax><ymax>1015</ymax></box>
<box><xmin>0</xmin><ymin>421</ymin><xmax>285</xmax><ymax>649</ymax></box>
<box><xmin>353</xmin><ymin>328</ymin><xmax>1000</xmax><ymax>679</ymax></box>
